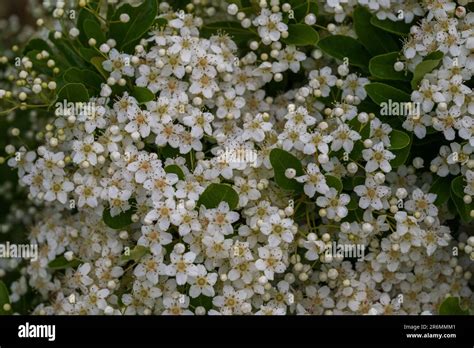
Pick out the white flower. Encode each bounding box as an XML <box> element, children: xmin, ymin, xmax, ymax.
<box><xmin>72</xmin><ymin>135</ymin><xmax>104</xmax><ymax>166</ymax></box>
<box><xmin>74</xmin><ymin>175</ymin><xmax>101</xmax><ymax>208</ymax></box>
<box><xmin>331</xmin><ymin>124</ymin><xmax>361</xmax><ymax>153</ymax></box>
<box><xmin>354</xmin><ymin>177</ymin><xmax>390</xmax><ymax>210</ymax></box>
<box><xmin>362</xmin><ymin>142</ymin><xmax>395</xmax><ymax>173</ymax></box>
<box><xmin>125</xmin><ymin>109</ymin><xmax>152</xmax><ymax>138</ymax></box>
<box><xmin>242</xmin><ymin>113</ymin><xmax>272</xmax><ymax>142</ymax></box>
<box><xmin>205</xmin><ymin>202</ymin><xmax>239</xmax><ymax>236</ymax></box>
<box><xmin>102</xmin><ymin>49</ymin><xmax>134</xmax><ymax>80</ymax></box>
<box><xmin>254</xmin><ymin>9</ymin><xmax>288</xmax><ymax>43</ymax></box>
<box><xmin>167</xmin><ymin>251</ymin><xmax>199</xmax><ymax>285</ymax></box>
<box><xmin>404</xmin><ymin>189</ymin><xmax>438</xmax><ymax>218</ymax></box>
<box><xmin>43</xmin><ymin>176</ymin><xmax>74</xmax><ymax>204</ymax></box>
<box><xmin>260</xmin><ymin>214</ymin><xmax>295</xmax><ymax>247</ymax></box>
<box><xmin>296</xmin><ymin>163</ymin><xmax>330</xmax><ymax>198</ymax></box>
<box><xmin>411</xmin><ymin>80</ymin><xmax>445</xmax><ymax>112</ymax></box>
<box><xmin>273</xmin><ymin>45</ymin><xmax>306</xmax><ymax>73</ymax></box>
<box><xmin>316</xmin><ymin>188</ymin><xmax>350</xmax><ymax>219</ymax></box>
<box><xmin>138</xmin><ymin>224</ymin><xmax>173</xmax><ymax>255</ymax></box>
<box><xmin>255</xmin><ymin>246</ymin><xmax>286</xmax><ymax>280</ymax></box>
<box><xmin>189</xmin><ymin>265</ymin><xmax>217</xmax><ymax>298</ymax></box>
<box><xmin>212</xmin><ymin>285</ymin><xmax>247</xmax><ymax>315</ymax></box>
<box><xmin>136</xmin><ymin>65</ymin><xmax>161</xmax><ymax>93</ymax></box>
<box><xmin>134</xmin><ymin>254</ymin><xmax>166</xmax><ymax>285</ymax></box>
<box><xmin>182</xmin><ymin>109</ymin><xmax>214</xmax><ymax>138</ymax></box>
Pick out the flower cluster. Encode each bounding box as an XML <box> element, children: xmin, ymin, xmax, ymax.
<box><xmin>0</xmin><ymin>0</ymin><xmax>472</xmax><ymax>316</ymax></box>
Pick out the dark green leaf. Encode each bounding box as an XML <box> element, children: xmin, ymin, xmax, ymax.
<box><xmin>103</xmin><ymin>206</ymin><xmax>136</xmax><ymax>229</ymax></box>
<box><xmin>318</xmin><ymin>35</ymin><xmax>370</xmax><ymax>72</ymax></box>
<box><xmin>439</xmin><ymin>297</ymin><xmax>470</xmax><ymax>315</ymax></box>
<box><xmin>90</xmin><ymin>56</ymin><xmax>108</xmax><ymax>79</ymax></box>
<box><xmin>77</xmin><ymin>4</ymin><xmax>100</xmax><ymax>46</ymax></box>
<box><xmin>57</xmin><ymin>83</ymin><xmax>90</xmax><ymax>103</ymax></box>
<box><xmin>269</xmin><ymin>148</ymin><xmax>304</xmax><ymax>191</ymax></box>
<box><xmin>109</xmin><ymin>0</ymin><xmax>158</xmax><ymax>52</ymax></box>
<box><xmin>132</xmin><ymin>86</ymin><xmax>155</xmax><ymax>104</ymax></box>
<box><xmin>390</xmin><ymin>135</ymin><xmax>412</xmax><ymax>168</ymax></box>
<box><xmin>283</xmin><ymin>24</ymin><xmax>319</xmax><ymax>46</ymax></box>
<box><xmin>0</xmin><ymin>280</ymin><xmax>10</xmax><ymax>315</ymax></box>
<box><xmin>347</xmin><ymin>196</ymin><xmax>358</xmax><ymax>210</ymax></box>
<box><xmin>369</xmin><ymin>52</ymin><xmax>411</xmax><ymax>81</ymax></box>
<box><xmin>289</xmin><ymin>0</ymin><xmax>318</xmax><ymax>22</ymax></box>
<box><xmin>411</xmin><ymin>51</ymin><xmax>443</xmax><ymax>89</ymax></box>
<box><xmin>365</xmin><ymin>82</ymin><xmax>410</xmax><ymax>105</ymax></box>
<box><xmin>201</xmin><ymin>21</ymin><xmax>258</xmax><ymax>46</ymax></box>
<box><xmin>83</xmin><ymin>18</ymin><xmax>106</xmax><ymax>45</ymax></box>
<box><xmin>450</xmin><ymin>177</ymin><xmax>473</xmax><ymax>223</ymax></box>
<box><xmin>325</xmin><ymin>175</ymin><xmax>343</xmax><ymax>193</ymax></box>
<box><xmin>48</xmin><ymin>32</ymin><xmax>85</xmax><ymax>68</ymax></box>
<box><xmin>23</xmin><ymin>38</ymin><xmax>50</xmax><ymax>54</ymax></box>
<box><xmin>197</xmin><ymin>183</ymin><xmax>239</xmax><ymax>210</ymax></box>
<box><xmin>370</xmin><ymin>17</ymin><xmax>412</xmax><ymax>36</ymax></box>
<box><xmin>164</xmin><ymin>164</ymin><xmax>185</xmax><ymax>180</ymax></box>
<box><xmin>429</xmin><ymin>176</ymin><xmax>451</xmax><ymax>205</ymax></box>
<box><xmin>389</xmin><ymin>130</ymin><xmax>410</xmax><ymax>150</ymax></box>
<box><xmin>353</xmin><ymin>7</ymin><xmax>400</xmax><ymax>56</ymax></box>
<box><xmin>48</xmin><ymin>255</ymin><xmax>81</xmax><ymax>270</ymax></box>
<box><xmin>120</xmin><ymin>245</ymin><xmax>149</xmax><ymax>263</ymax></box>
<box><xmin>63</xmin><ymin>67</ymin><xmax>103</xmax><ymax>92</ymax></box>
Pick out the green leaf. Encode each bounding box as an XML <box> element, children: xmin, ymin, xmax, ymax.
<box><xmin>201</xmin><ymin>21</ymin><xmax>258</xmax><ymax>46</ymax></box>
<box><xmin>353</xmin><ymin>7</ymin><xmax>399</xmax><ymax>56</ymax></box>
<box><xmin>390</xmin><ymin>135</ymin><xmax>412</xmax><ymax>168</ymax></box>
<box><xmin>269</xmin><ymin>148</ymin><xmax>304</xmax><ymax>191</ymax></box>
<box><xmin>48</xmin><ymin>32</ymin><xmax>85</xmax><ymax>68</ymax></box>
<box><xmin>429</xmin><ymin>176</ymin><xmax>451</xmax><ymax>205</ymax></box>
<box><xmin>23</xmin><ymin>38</ymin><xmax>50</xmax><ymax>54</ymax></box>
<box><xmin>109</xmin><ymin>0</ymin><xmax>159</xmax><ymax>52</ymax></box>
<box><xmin>63</xmin><ymin>67</ymin><xmax>103</xmax><ymax>92</ymax></box>
<box><xmin>78</xmin><ymin>47</ymin><xmax>99</xmax><ymax>61</ymax></box>
<box><xmin>103</xmin><ymin>206</ymin><xmax>136</xmax><ymax>229</ymax></box>
<box><xmin>132</xmin><ymin>86</ymin><xmax>155</xmax><ymax>104</ymax></box>
<box><xmin>57</xmin><ymin>83</ymin><xmax>90</xmax><ymax>103</ymax></box>
<box><xmin>83</xmin><ymin>19</ymin><xmax>106</xmax><ymax>45</ymax></box>
<box><xmin>77</xmin><ymin>4</ymin><xmax>100</xmax><ymax>46</ymax></box>
<box><xmin>0</xmin><ymin>280</ymin><xmax>10</xmax><ymax>315</ymax></box>
<box><xmin>90</xmin><ymin>56</ymin><xmax>108</xmax><ymax>79</ymax></box>
<box><xmin>347</xmin><ymin>196</ymin><xmax>358</xmax><ymax>210</ymax></box>
<box><xmin>439</xmin><ymin>297</ymin><xmax>470</xmax><ymax>315</ymax></box>
<box><xmin>120</xmin><ymin>245</ymin><xmax>149</xmax><ymax>263</ymax></box>
<box><xmin>450</xmin><ymin>176</ymin><xmax>473</xmax><ymax>223</ymax></box>
<box><xmin>283</xmin><ymin>24</ymin><xmax>319</xmax><ymax>46</ymax></box>
<box><xmin>369</xmin><ymin>52</ymin><xmax>411</xmax><ymax>81</ymax></box>
<box><xmin>164</xmin><ymin>164</ymin><xmax>185</xmax><ymax>180</ymax></box>
<box><xmin>197</xmin><ymin>183</ymin><xmax>239</xmax><ymax>210</ymax></box>
<box><xmin>318</xmin><ymin>35</ymin><xmax>370</xmax><ymax>72</ymax></box>
<box><xmin>159</xmin><ymin>144</ymin><xmax>180</xmax><ymax>159</ymax></box>
<box><xmin>325</xmin><ymin>175</ymin><xmax>343</xmax><ymax>193</ymax></box>
<box><xmin>411</xmin><ymin>51</ymin><xmax>443</xmax><ymax>89</ymax></box>
<box><xmin>370</xmin><ymin>17</ymin><xmax>412</xmax><ymax>36</ymax></box>
<box><xmin>289</xmin><ymin>0</ymin><xmax>318</xmax><ymax>22</ymax></box>
<box><xmin>389</xmin><ymin>130</ymin><xmax>410</xmax><ymax>150</ymax></box>
<box><xmin>451</xmin><ymin>175</ymin><xmax>465</xmax><ymax>198</ymax></box>
<box><xmin>365</xmin><ymin>82</ymin><xmax>410</xmax><ymax>105</ymax></box>
<box><xmin>48</xmin><ymin>255</ymin><xmax>81</xmax><ymax>270</ymax></box>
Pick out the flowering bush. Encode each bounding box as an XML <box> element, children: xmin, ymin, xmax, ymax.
<box><xmin>0</xmin><ymin>0</ymin><xmax>473</xmax><ymax>315</ymax></box>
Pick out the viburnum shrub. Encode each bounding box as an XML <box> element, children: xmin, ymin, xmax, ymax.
<box><xmin>0</xmin><ymin>0</ymin><xmax>473</xmax><ymax>315</ymax></box>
